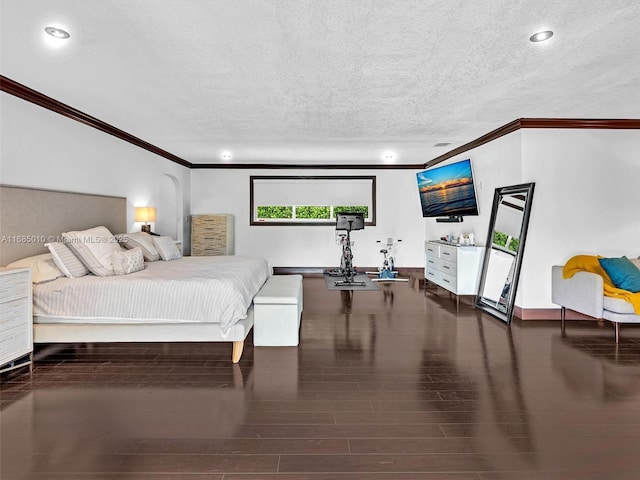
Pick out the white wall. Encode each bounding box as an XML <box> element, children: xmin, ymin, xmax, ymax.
<box><xmin>190</xmin><ymin>168</ymin><xmax>425</xmax><ymax>269</ymax></box>
<box><xmin>521</xmin><ymin>128</ymin><xmax>640</xmax><ymax>309</ymax></box>
<box><xmin>0</xmin><ymin>93</ymin><xmax>191</xmax><ymax>242</ymax></box>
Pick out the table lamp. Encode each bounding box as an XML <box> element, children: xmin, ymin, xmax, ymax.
<box><xmin>135</xmin><ymin>207</ymin><xmax>156</xmax><ymax>234</ymax></box>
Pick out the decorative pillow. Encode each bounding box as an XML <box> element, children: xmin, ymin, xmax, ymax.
<box><xmin>111</xmin><ymin>247</ymin><xmax>145</xmax><ymax>275</ymax></box>
<box><xmin>119</xmin><ymin>231</ymin><xmax>160</xmax><ymax>261</ymax></box>
<box><xmin>598</xmin><ymin>256</ymin><xmax>640</xmax><ymax>293</ymax></box>
<box><xmin>62</xmin><ymin>226</ymin><xmax>125</xmax><ymax>277</ymax></box>
<box><xmin>45</xmin><ymin>242</ymin><xmax>90</xmax><ymax>278</ymax></box>
<box><xmin>152</xmin><ymin>236</ymin><xmax>182</xmax><ymax>261</ymax></box>
<box><xmin>632</xmin><ymin>258</ymin><xmax>640</xmax><ymax>270</ymax></box>
<box><xmin>7</xmin><ymin>253</ymin><xmax>64</xmax><ymax>284</ymax></box>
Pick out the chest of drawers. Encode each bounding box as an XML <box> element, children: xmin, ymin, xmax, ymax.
<box><xmin>425</xmin><ymin>241</ymin><xmax>484</xmax><ymax>297</ymax></box>
<box><xmin>0</xmin><ymin>267</ymin><xmax>33</xmax><ymax>374</ymax></box>
<box><xmin>191</xmin><ymin>214</ymin><xmax>235</xmax><ymax>256</ymax></box>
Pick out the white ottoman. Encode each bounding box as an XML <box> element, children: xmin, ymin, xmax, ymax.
<box><xmin>253</xmin><ymin>274</ymin><xmax>303</xmax><ymax>346</ymax></box>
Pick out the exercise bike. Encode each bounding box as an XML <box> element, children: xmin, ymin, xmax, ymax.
<box><xmin>367</xmin><ymin>238</ymin><xmax>409</xmax><ymax>282</ymax></box>
<box><xmin>327</xmin><ymin>213</ymin><xmax>366</xmax><ymax>287</ymax></box>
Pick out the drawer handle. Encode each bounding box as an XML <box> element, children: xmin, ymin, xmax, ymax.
<box><xmin>442</xmin><ymin>265</ymin><xmax>450</xmax><ymax>270</ymax></box>
<box><xmin>443</xmin><ymin>278</ymin><xmax>450</xmax><ymax>283</ymax></box>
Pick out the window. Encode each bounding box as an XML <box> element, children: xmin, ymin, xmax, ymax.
<box><xmin>250</xmin><ymin>176</ymin><xmax>376</xmax><ymax>226</ymax></box>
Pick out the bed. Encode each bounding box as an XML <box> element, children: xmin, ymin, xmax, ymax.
<box><xmin>0</xmin><ymin>185</ymin><xmax>270</xmax><ymax>363</ymax></box>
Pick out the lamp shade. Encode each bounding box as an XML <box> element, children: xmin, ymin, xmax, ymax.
<box><xmin>135</xmin><ymin>207</ymin><xmax>156</xmax><ymax>223</ymax></box>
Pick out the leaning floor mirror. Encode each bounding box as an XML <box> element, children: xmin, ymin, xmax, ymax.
<box><xmin>476</xmin><ymin>183</ymin><xmax>535</xmax><ymax>324</ymax></box>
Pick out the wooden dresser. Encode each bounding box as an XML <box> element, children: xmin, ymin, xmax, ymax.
<box><xmin>191</xmin><ymin>214</ymin><xmax>235</xmax><ymax>256</ymax></box>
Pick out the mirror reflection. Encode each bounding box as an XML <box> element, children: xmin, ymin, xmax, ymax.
<box><xmin>476</xmin><ymin>183</ymin><xmax>535</xmax><ymax>324</ymax></box>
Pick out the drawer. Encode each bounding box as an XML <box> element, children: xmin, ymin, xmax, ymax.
<box><xmin>425</xmin><ymin>268</ymin><xmax>441</xmax><ymax>283</ymax></box>
<box><xmin>439</xmin><ymin>272</ymin><xmax>457</xmax><ymax>292</ymax></box>
<box><xmin>439</xmin><ymin>245</ymin><xmax>457</xmax><ymax>261</ymax></box>
<box><xmin>425</xmin><ymin>244</ymin><xmax>438</xmax><ymax>255</ymax></box>
<box><xmin>0</xmin><ymin>297</ymin><xmax>30</xmax><ymax>331</ymax></box>
<box><xmin>0</xmin><ymin>328</ymin><xmax>31</xmax><ymax>365</ymax></box>
<box><xmin>0</xmin><ymin>270</ymin><xmax>30</xmax><ymax>303</ymax></box>
<box><xmin>425</xmin><ymin>257</ymin><xmax>438</xmax><ymax>270</ymax></box>
<box><xmin>439</xmin><ymin>259</ymin><xmax>457</xmax><ymax>277</ymax></box>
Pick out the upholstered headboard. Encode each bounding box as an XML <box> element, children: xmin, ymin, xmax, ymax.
<box><xmin>0</xmin><ymin>185</ymin><xmax>126</xmax><ymax>266</ymax></box>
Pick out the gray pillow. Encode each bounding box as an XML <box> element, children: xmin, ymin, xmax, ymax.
<box><xmin>152</xmin><ymin>236</ymin><xmax>182</xmax><ymax>261</ymax></box>
<box><xmin>119</xmin><ymin>231</ymin><xmax>160</xmax><ymax>261</ymax></box>
<box><xmin>45</xmin><ymin>242</ymin><xmax>90</xmax><ymax>278</ymax></box>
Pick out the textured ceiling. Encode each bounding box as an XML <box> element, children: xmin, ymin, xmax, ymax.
<box><xmin>2</xmin><ymin>0</ymin><xmax>639</xmax><ymax>166</ymax></box>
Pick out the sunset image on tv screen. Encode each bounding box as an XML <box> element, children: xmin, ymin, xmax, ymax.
<box><xmin>416</xmin><ymin>159</ymin><xmax>479</xmax><ymax>217</ymax></box>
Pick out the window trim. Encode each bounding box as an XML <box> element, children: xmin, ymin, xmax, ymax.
<box><xmin>250</xmin><ymin>175</ymin><xmax>376</xmax><ymax>226</ymax></box>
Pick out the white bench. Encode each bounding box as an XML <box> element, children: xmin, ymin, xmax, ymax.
<box><xmin>253</xmin><ymin>274</ymin><xmax>304</xmax><ymax>346</ymax></box>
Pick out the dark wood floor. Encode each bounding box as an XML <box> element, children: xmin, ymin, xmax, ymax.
<box><xmin>2</xmin><ymin>276</ymin><xmax>640</xmax><ymax>479</ymax></box>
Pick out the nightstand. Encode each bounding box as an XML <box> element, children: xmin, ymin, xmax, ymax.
<box><xmin>0</xmin><ymin>267</ymin><xmax>33</xmax><ymax>374</ymax></box>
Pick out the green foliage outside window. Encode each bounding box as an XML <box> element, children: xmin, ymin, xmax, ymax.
<box><xmin>493</xmin><ymin>231</ymin><xmax>519</xmax><ymax>252</ymax></box>
<box><xmin>257</xmin><ymin>206</ymin><xmax>293</xmax><ymax>219</ymax></box>
<box><xmin>295</xmin><ymin>206</ymin><xmax>330</xmax><ymax>219</ymax></box>
<box><xmin>333</xmin><ymin>206</ymin><xmax>369</xmax><ymax>218</ymax></box>
<box><xmin>257</xmin><ymin>205</ymin><xmax>369</xmax><ymax>221</ymax></box>
<box><xmin>493</xmin><ymin>231</ymin><xmax>508</xmax><ymax>247</ymax></box>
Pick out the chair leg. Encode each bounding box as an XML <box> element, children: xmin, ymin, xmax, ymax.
<box><xmin>614</xmin><ymin>322</ymin><xmax>620</xmax><ymax>344</ymax></box>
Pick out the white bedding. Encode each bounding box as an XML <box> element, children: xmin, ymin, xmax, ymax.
<box><xmin>33</xmin><ymin>256</ymin><xmax>271</xmax><ymax>334</ymax></box>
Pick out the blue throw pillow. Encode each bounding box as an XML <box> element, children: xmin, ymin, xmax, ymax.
<box><xmin>598</xmin><ymin>256</ymin><xmax>640</xmax><ymax>293</ymax></box>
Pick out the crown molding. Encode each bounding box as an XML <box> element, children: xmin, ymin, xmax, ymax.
<box><xmin>0</xmin><ymin>75</ymin><xmax>192</xmax><ymax>168</ymax></box>
<box><xmin>425</xmin><ymin>117</ymin><xmax>640</xmax><ymax>168</ymax></box>
<box><xmin>190</xmin><ymin>162</ymin><xmax>424</xmax><ymax>170</ymax></box>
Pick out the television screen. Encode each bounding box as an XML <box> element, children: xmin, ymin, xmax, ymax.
<box><xmin>416</xmin><ymin>159</ymin><xmax>479</xmax><ymax>218</ymax></box>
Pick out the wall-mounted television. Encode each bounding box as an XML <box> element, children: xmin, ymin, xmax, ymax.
<box><xmin>416</xmin><ymin>159</ymin><xmax>479</xmax><ymax>222</ymax></box>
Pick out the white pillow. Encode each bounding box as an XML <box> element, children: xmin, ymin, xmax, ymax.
<box><xmin>152</xmin><ymin>236</ymin><xmax>182</xmax><ymax>261</ymax></box>
<box><xmin>62</xmin><ymin>226</ymin><xmax>125</xmax><ymax>277</ymax></box>
<box><xmin>7</xmin><ymin>253</ymin><xmax>64</xmax><ymax>284</ymax></box>
<box><xmin>111</xmin><ymin>247</ymin><xmax>145</xmax><ymax>275</ymax></box>
<box><xmin>119</xmin><ymin>231</ymin><xmax>160</xmax><ymax>261</ymax></box>
<box><xmin>631</xmin><ymin>257</ymin><xmax>640</xmax><ymax>270</ymax></box>
<box><xmin>45</xmin><ymin>242</ymin><xmax>90</xmax><ymax>278</ymax></box>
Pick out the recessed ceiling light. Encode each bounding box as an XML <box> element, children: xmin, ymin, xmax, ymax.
<box><xmin>221</xmin><ymin>151</ymin><xmax>232</xmax><ymax>161</ymax></box>
<box><xmin>45</xmin><ymin>26</ymin><xmax>70</xmax><ymax>39</ymax></box>
<box><xmin>382</xmin><ymin>151</ymin><xmax>396</xmax><ymax>162</ymax></box>
<box><xmin>529</xmin><ymin>30</ymin><xmax>553</xmax><ymax>43</ymax></box>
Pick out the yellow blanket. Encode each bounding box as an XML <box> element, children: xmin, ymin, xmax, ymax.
<box><xmin>563</xmin><ymin>255</ymin><xmax>640</xmax><ymax>314</ymax></box>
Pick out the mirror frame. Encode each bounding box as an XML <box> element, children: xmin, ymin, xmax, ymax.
<box><xmin>475</xmin><ymin>182</ymin><xmax>535</xmax><ymax>324</ymax></box>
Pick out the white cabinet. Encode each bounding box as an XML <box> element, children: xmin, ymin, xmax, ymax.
<box><xmin>425</xmin><ymin>241</ymin><xmax>484</xmax><ymax>298</ymax></box>
<box><xmin>0</xmin><ymin>267</ymin><xmax>33</xmax><ymax>373</ymax></box>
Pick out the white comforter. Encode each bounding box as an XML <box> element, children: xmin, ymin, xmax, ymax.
<box><xmin>33</xmin><ymin>256</ymin><xmax>271</xmax><ymax>333</ymax></box>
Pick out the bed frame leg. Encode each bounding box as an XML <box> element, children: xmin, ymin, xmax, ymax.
<box><xmin>560</xmin><ymin>307</ymin><xmax>566</xmax><ymax>336</ymax></box>
<box><xmin>232</xmin><ymin>341</ymin><xmax>244</xmax><ymax>363</ymax></box>
<box><xmin>614</xmin><ymin>322</ymin><xmax>620</xmax><ymax>344</ymax></box>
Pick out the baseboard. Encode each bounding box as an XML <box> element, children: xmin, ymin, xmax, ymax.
<box><xmin>515</xmin><ymin>306</ymin><xmax>599</xmax><ymax>321</ymax></box>
<box><xmin>272</xmin><ymin>266</ymin><xmax>423</xmax><ymax>277</ymax></box>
